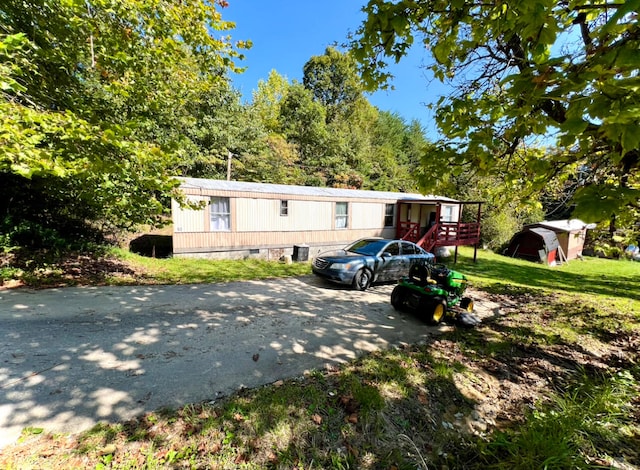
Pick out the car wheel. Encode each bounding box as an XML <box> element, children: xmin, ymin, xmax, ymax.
<box><xmin>391</xmin><ymin>285</ymin><xmax>407</xmax><ymax>311</ymax></box>
<box><xmin>426</xmin><ymin>297</ymin><xmax>447</xmax><ymax>325</ymax></box>
<box><xmin>352</xmin><ymin>268</ymin><xmax>372</xmax><ymax>291</ymax></box>
<box><xmin>460</xmin><ymin>297</ymin><xmax>474</xmax><ymax>312</ymax></box>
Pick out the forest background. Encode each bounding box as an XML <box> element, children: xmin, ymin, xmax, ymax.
<box><xmin>1</xmin><ymin>0</ymin><xmax>638</xmax><ymax>257</ymax></box>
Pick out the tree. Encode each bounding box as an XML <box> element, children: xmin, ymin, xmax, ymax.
<box><xmin>352</xmin><ymin>0</ymin><xmax>639</xmax><ymax>223</ymax></box>
<box><xmin>0</xmin><ymin>0</ymin><xmax>246</xmax><ymax>245</ymax></box>
<box><xmin>277</xmin><ymin>83</ymin><xmax>331</xmax><ymax>185</ymax></box>
<box><xmin>178</xmin><ymin>83</ymin><xmax>267</xmax><ymax>180</ymax></box>
<box><xmin>367</xmin><ymin>111</ymin><xmax>418</xmax><ymax>192</ymax></box>
<box><xmin>237</xmin><ymin>134</ymin><xmax>305</xmax><ymax>185</ymax></box>
<box><xmin>251</xmin><ymin>70</ymin><xmax>291</xmax><ymax>133</ymax></box>
<box><xmin>303</xmin><ymin>47</ymin><xmax>363</xmax><ymax>123</ymax></box>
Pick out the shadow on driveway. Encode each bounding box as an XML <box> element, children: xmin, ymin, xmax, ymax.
<box><xmin>0</xmin><ymin>276</ymin><xmax>437</xmax><ymax>448</ymax></box>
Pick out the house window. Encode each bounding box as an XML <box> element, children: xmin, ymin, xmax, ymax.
<box><xmin>280</xmin><ymin>200</ymin><xmax>288</xmax><ymax>216</ymax></box>
<box><xmin>384</xmin><ymin>204</ymin><xmax>395</xmax><ymax>227</ymax></box>
<box><xmin>210</xmin><ymin>197</ymin><xmax>230</xmax><ymax>231</ymax></box>
<box><xmin>335</xmin><ymin>202</ymin><xmax>348</xmax><ymax>229</ymax></box>
<box><xmin>442</xmin><ymin>205</ymin><xmax>454</xmax><ymax>222</ymax></box>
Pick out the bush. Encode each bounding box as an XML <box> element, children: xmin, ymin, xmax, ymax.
<box><xmin>480</xmin><ymin>211</ymin><xmax>521</xmax><ymax>251</ymax></box>
<box><xmin>0</xmin><ymin>216</ymin><xmax>105</xmax><ymax>253</ymax></box>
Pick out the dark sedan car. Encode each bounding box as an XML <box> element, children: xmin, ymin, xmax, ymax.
<box><xmin>312</xmin><ymin>238</ymin><xmax>435</xmax><ymax>290</ymax></box>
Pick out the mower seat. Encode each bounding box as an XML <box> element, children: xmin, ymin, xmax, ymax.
<box><xmin>408</xmin><ymin>264</ymin><xmax>433</xmax><ymax>286</ymax></box>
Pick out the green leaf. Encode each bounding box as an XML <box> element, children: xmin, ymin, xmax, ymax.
<box><xmin>432</xmin><ymin>41</ymin><xmax>449</xmax><ymax>65</ymax></box>
<box><xmin>390</xmin><ymin>16</ymin><xmax>407</xmax><ymax>34</ymax></box>
<box><xmin>621</xmin><ymin>126</ymin><xmax>640</xmax><ymax>155</ymax></box>
<box><xmin>560</xmin><ymin>118</ymin><xmax>589</xmax><ymax>135</ymax></box>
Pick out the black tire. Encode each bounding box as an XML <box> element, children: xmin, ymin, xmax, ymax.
<box><xmin>391</xmin><ymin>285</ymin><xmax>407</xmax><ymax>311</ymax></box>
<box><xmin>352</xmin><ymin>268</ymin><xmax>372</xmax><ymax>291</ymax></box>
<box><xmin>460</xmin><ymin>297</ymin><xmax>474</xmax><ymax>312</ymax></box>
<box><xmin>426</xmin><ymin>297</ymin><xmax>447</xmax><ymax>325</ymax></box>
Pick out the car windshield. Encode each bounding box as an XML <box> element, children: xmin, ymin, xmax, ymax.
<box><xmin>346</xmin><ymin>239</ymin><xmax>389</xmax><ymax>256</ymax></box>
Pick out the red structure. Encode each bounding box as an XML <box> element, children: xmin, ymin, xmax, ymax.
<box><xmin>505</xmin><ymin>219</ymin><xmax>591</xmax><ymax>265</ymax></box>
<box><xmin>395</xmin><ymin>200</ymin><xmax>483</xmax><ymax>262</ymax></box>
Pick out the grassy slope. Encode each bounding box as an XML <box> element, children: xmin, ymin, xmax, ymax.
<box><xmin>1</xmin><ymin>247</ymin><xmax>639</xmax><ymax>469</ymax></box>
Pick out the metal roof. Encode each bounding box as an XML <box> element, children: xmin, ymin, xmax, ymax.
<box><xmin>178</xmin><ymin>177</ymin><xmax>458</xmax><ymax>202</ymax></box>
<box><xmin>528</xmin><ymin>227</ymin><xmax>560</xmax><ymax>251</ymax></box>
<box><xmin>527</xmin><ymin>219</ymin><xmax>588</xmax><ymax>233</ymax></box>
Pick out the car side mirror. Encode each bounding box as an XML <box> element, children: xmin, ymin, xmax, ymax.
<box><xmin>382</xmin><ymin>252</ymin><xmax>393</xmax><ymax>258</ymax></box>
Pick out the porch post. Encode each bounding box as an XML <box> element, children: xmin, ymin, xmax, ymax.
<box><xmin>475</xmin><ymin>203</ymin><xmax>483</xmax><ymax>263</ymax></box>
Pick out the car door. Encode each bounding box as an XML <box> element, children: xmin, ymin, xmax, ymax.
<box><xmin>375</xmin><ymin>241</ymin><xmax>403</xmax><ymax>282</ymax></box>
<box><xmin>401</xmin><ymin>242</ymin><xmax>423</xmax><ymax>275</ymax></box>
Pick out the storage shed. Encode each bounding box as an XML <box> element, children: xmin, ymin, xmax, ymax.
<box><xmin>526</xmin><ymin>219</ymin><xmax>591</xmax><ymax>261</ymax></box>
<box><xmin>505</xmin><ymin>219</ymin><xmax>591</xmax><ymax>265</ymax></box>
<box><xmin>505</xmin><ymin>228</ymin><xmax>560</xmax><ymax>264</ymax></box>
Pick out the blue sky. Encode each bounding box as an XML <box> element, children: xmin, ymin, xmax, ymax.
<box><xmin>223</xmin><ymin>1</ymin><xmax>444</xmax><ymax>138</ymax></box>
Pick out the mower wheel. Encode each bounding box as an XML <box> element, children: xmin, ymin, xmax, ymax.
<box><xmin>352</xmin><ymin>268</ymin><xmax>372</xmax><ymax>291</ymax></box>
<box><xmin>460</xmin><ymin>297</ymin><xmax>474</xmax><ymax>312</ymax></box>
<box><xmin>426</xmin><ymin>297</ymin><xmax>447</xmax><ymax>325</ymax></box>
<box><xmin>390</xmin><ymin>285</ymin><xmax>408</xmax><ymax>311</ymax></box>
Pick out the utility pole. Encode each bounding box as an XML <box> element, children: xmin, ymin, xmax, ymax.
<box><xmin>226</xmin><ymin>151</ymin><xmax>232</xmax><ymax>181</ymax></box>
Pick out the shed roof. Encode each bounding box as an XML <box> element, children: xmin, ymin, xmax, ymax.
<box><xmin>178</xmin><ymin>177</ymin><xmax>458</xmax><ymax>203</ymax></box>
<box><xmin>527</xmin><ymin>219</ymin><xmax>588</xmax><ymax>233</ymax></box>
<box><xmin>528</xmin><ymin>227</ymin><xmax>560</xmax><ymax>251</ymax></box>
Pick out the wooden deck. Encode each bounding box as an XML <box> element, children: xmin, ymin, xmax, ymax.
<box><xmin>398</xmin><ymin>221</ymin><xmax>481</xmax><ymax>261</ymax></box>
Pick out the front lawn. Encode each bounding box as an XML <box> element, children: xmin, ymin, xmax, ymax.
<box><xmin>1</xmin><ymin>247</ymin><xmax>639</xmax><ymax>469</ymax></box>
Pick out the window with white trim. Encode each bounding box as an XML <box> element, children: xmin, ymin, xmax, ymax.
<box><xmin>442</xmin><ymin>205</ymin><xmax>454</xmax><ymax>222</ymax></box>
<box><xmin>280</xmin><ymin>200</ymin><xmax>288</xmax><ymax>216</ymax></box>
<box><xmin>335</xmin><ymin>202</ymin><xmax>348</xmax><ymax>229</ymax></box>
<box><xmin>210</xmin><ymin>197</ymin><xmax>230</xmax><ymax>231</ymax></box>
<box><xmin>384</xmin><ymin>204</ymin><xmax>395</xmax><ymax>227</ymax></box>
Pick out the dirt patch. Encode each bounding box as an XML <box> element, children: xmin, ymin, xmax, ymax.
<box><xmin>442</xmin><ymin>288</ymin><xmax>640</xmax><ymax>446</ymax></box>
<box><xmin>0</xmin><ymin>251</ymin><xmax>146</xmax><ymax>289</ymax></box>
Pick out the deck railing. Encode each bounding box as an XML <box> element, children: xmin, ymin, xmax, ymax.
<box><xmin>398</xmin><ymin>221</ymin><xmax>420</xmax><ymax>241</ymax></box>
<box><xmin>399</xmin><ymin>221</ymin><xmax>481</xmax><ymax>253</ymax></box>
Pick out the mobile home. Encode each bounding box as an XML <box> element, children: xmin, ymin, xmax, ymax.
<box><xmin>171</xmin><ymin>178</ymin><xmax>469</xmax><ymax>260</ymax></box>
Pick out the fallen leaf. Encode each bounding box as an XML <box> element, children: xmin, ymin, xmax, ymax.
<box><xmin>96</xmin><ymin>444</ymin><xmax>117</xmax><ymax>456</ymax></box>
<box><xmin>346</xmin><ymin>442</ymin><xmax>359</xmax><ymax>457</ymax></box>
<box><xmin>311</xmin><ymin>413</ymin><xmax>323</xmax><ymax>425</ymax></box>
<box><xmin>210</xmin><ymin>442</ymin><xmax>222</xmax><ymax>454</ymax></box>
<box><xmin>235</xmin><ymin>453</ymin><xmax>248</xmax><ymax>464</ymax></box>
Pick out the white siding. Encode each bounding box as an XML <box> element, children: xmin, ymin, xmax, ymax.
<box><xmin>172</xmin><ymin>196</ymin><xmax>208</xmax><ymax>232</ymax></box>
<box><xmin>351</xmin><ymin>202</ymin><xmax>385</xmax><ymax>229</ymax></box>
<box><xmin>236</xmin><ymin>199</ymin><xmax>332</xmax><ymax>232</ymax></box>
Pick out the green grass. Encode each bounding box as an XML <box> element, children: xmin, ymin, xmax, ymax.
<box><xmin>0</xmin><ymin>247</ymin><xmax>313</xmax><ymax>287</ymax></box>
<box><xmin>1</xmin><ymin>247</ymin><xmax>639</xmax><ymax>469</ymax></box>
<box><xmin>453</xmin><ymin>246</ymin><xmax>640</xmax><ymax>303</ymax></box>
<box><xmin>112</xmin><ymin>248</ymin><xmax>312</xmax><ymax>285</ymax></box>
<box><xmin>476</xmin><ymin>369</ymin><xmax>639</xmax><ymax>469</ymax></box>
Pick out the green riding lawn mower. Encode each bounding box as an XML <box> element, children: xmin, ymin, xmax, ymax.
<box><xmin>390</xmin><ymin>262</ymin><xmax>481</xmax><ymax>327</ymax></box>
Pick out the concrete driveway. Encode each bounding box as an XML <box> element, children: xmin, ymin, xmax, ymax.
<box><xmin>0</xmin><ymin>276</ymin><xmax>440</xmax><ymax>449</ymax></box>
